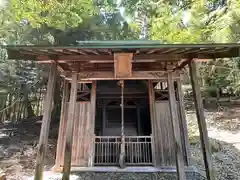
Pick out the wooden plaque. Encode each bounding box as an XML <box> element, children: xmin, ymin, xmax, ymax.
<box><xmin>114</xmin><ymin>53</ymin><xmax>133</xmax><ymax>78</ymax></box>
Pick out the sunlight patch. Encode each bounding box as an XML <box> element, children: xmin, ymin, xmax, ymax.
<box><xmin>28</xmin><ymin>171</ymin><xmax>80</xmax><ymax>180</ymax></box>
<box><xmin>0</xmin><ymin>0</ymin><xmax>8</xmax><ymax>10</ymax></box>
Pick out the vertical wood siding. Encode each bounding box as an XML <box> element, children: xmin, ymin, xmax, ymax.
<box><xmin>55</xmin><ymin>100</ymin><xmax>68</xmax><ymax>168</ymax></box>
<box><xmin>153</xmin><ymin>101</ymin><xmax>186</xmax><ymax>166</ymax></box>
<box><xmin>57</xmin><ymin>102</ymin><xmax>92</xmax><ymax>167</ymax></box>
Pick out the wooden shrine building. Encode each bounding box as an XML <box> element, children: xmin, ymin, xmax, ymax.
<box><xmin>4</xmin><ymin>41</ymin><xmax>240</xmax><ymax>180</ymax></box>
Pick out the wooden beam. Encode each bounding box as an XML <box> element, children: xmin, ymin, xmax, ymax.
<box><xmin>167</xmin><ymin>72</ymin><xmax>186</xmax><ymax>180</ymax></box>
<box><xmin>54</xmin><ymin>79</ymin><xmax>69</xmax><ymax>170</ymax></box>
<box><xmin>36</xmin><ymin>54</ymin><xmax>181</xmax><ymax>62</ymax></box>
<box><xmin>37</xmin><ymin>55</ymin><xmax>112</xmax><ymax>61</ymax></box>
<box><xmin>189</xmin><ymin>59</ymin><xmax>214</xmax><ymax>180</ymax></box>
<box><xmin>34</xmin><ymin>62</ymin><xmax>57</xmax><ymax>180</ymax></box>
<box><xmin>63</xmin><ymin>49</ymin><xmax>83</xmax><ymax>55</ymax></box>
<box><xmin>83</xmin><ymin>49</ymin><xmax>100</xmax><ymax>55</ymax></box>
<box><xmin>147</xmin><ymin>49</ymin><xmax>159</xmax><ymax>54</ymax></box>
<box><xmin>58</xmin><ymin>64</ymin><xmax>65</xmax><ymax>72</ymax></box>
<box><xmin>62</xmin><ymin>73</ymin><xmax>78</xmax><ymax>180</ymax></box>
<box><xmin>89</xmin><ymin>59</ymin><xmax>156</xmax><ymax>63</ymax></box>
<box><xmin>62</xmin><ymin>71</ymin><xmax>181</xmax><ymax>80</ymax></box>
<box><xmin>176</xmin><ymin>78</ymin><xmax>190</xmax><ymax>166</ymax></box>
<box><xmin>54</xmin><ymin>49</ymin><xmax>72</xmax><ymax>55</ymax></box>
<box><xmin>174</xmin><ymin>59</ymin><xmax>191</xmax><ymax>71</ymax></box>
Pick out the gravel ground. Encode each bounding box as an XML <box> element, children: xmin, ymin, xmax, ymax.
<box><xmin>26</xmin><ymin>171</ymin><xmax>205</xmax><ymax>180</ymax></box>
<box><xmin>187</xmin><ymin>106</ymin><xmax>240</xmax><ymax>180</ymax></box>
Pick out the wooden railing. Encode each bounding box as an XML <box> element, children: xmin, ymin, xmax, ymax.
<box><xmin>94</xmin><ymin>136</ymin><xmax>121</xmax><ymax>165</ymax></box>
<box><xmin>125</xmin><ymin>136</ymin><xmax>152</xmax><ymax>165</ymax></box>
<box><xmin>94</xmin><ymin>136</ymin><xmax>152</xmax><ymax>166</ymax></box>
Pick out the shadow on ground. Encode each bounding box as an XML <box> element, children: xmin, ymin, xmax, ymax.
<box><xmin>0</xmin><ymin>116</ymin><xmax>58</xmax><ymax>180</ymax></box>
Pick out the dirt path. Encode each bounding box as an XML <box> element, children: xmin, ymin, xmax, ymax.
<box><xmin>208</xmin><ymin>129</ymin><xmax>240</xmax><ymax>150</ymax></box>
<box><xmin>186</xmin><ymin>106</ymin><xmax>240</xmax><ymax>180</ymax></box>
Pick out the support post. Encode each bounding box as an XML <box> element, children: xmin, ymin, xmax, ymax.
<box><xmin>167</xmin><ymin>72</ymin><xmax>186</xmax><ymax>180</ymax></box>
<box><xmin>148</xmin><ymin>80</ymin><xmax>156</xmax><ymax>166</ymax></box>
<box><xmin>34</xmin><ymin>63</ymin><xmax>57</xmax><ymax>180</ymax></box>
<box><xmin>62</xmin><ymin>73</ymin><xmax>78</xmax><ymax>180</ymax></box>
<box><xmin>176</xmin><ymin>78</ymin><xmax>191</xmax><ymax>166</ymax></box>
<box><xmin>119</xmin><ymin>80</ymin><xmax>125</xmax><ymax>168</ymax></box>
<box><xmin>88</xmin><ymin>80</ymin><xmax>96</xmax><ymax>167</ymax></box>
<box><xmin>189</xmin><ymin>60</ymin><xmax>214</xmax><ymax>180</ymax></box>
<box><xmin>54</xmin><ymin>78</ymin><xmax>69</xmax><ymax>171</ymax></box>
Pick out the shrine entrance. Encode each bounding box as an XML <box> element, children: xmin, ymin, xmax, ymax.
<box><xmin>94</xmin><ymin>80</ymin><xmax>152</xmax><ymax>166</ymax></box>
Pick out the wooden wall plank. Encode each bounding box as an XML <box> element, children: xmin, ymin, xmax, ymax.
<box><xmin>167</xmin><ymin>72</ymin><xmax>186</xmax><ymax>180</ymax></box>
<box><xmin>76</xmin><ymin>104</ymin><xmax>82</xmax><ymax>165</ymax></box>
<box><xmin>60</xmin><ymin>103</ymin><xmax>68</xmax><ymax>167</ymax></box>
<box><xmin>154</xmin><ymin>101</ymin><xmax>189</xmax><ymax>166</ymax></box>
<box><xmin>55</xmin><ymin>79</ymin><xmax>69</xmax><ymax>170</ymax></box>
<box><xmin>148</xmin><ymin>80</ymin><xmax>156</xmax><ymax>166</ymax></box>
<box><xmin>176</xmin><ymin>79</ymin><xmax>191</xmax><ymax>166</ymax></box>
<box><xmin>151</xmin><ymin>80</ymin><xmax>190</xmax><ymax>167</ymax></box>
<box><xmin>34</xmin><ymin>62</ymin><xmax>57</xmax><ymax>180</ymax></box>
<box><xmin>59</xmin><ymin>102</ymin><xmax>92</xmax><ymax>167</ymax></box>
<box><xmin>154</xmin><ymin>101</ymin><xmax>175</xmax><ymax>165</ymax></box>
<box><xmin>114</xmin><ymin>53</ymin><xmax>133</xmax><ymax>78</ymax></box>
<box><xmin>189</xmin><ymin>60</ymin><xmax>214</xmax><ymax>180</ymax></box>
<box><xmin>62</xmin><ymin>73</ymin><xmax>78</xmax><ymax>180</ymax></box>
<box><xmin>72</xmin><ymin>103</ymin><xmax>79</xmax><ymax>165</ymax></box>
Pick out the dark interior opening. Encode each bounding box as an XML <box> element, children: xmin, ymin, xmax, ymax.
<box><xmin>93</xmin><ymin>80</ymin><xmax>152</xmax><ymax>166</ymax></box>
<box><xmin>94</xmin><ymin>80</ymin><xmax>151</xmax><ymax>136</ymax></box>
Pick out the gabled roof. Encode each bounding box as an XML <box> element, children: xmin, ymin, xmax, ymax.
<box><xmin>3</xmin><ymin>41</ymin><xmax>240</xmax><ymax>60</ymax></box>
<box><xmin>3</xmin><ymin>41</ymin><xmax>240</xmax><ymax>72</ymax></box>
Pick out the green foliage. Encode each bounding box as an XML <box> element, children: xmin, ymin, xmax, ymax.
<box><xmin>1</xmin><ymin>0</ymin><xmax>240</xmax><ymax>103</ymax></box>
<box><xmin>10</xmin><ymin>0</ymin><xmax>95</xmax><ymax>30</ymax></box>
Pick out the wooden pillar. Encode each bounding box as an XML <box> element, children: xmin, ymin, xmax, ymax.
<box><xmin>148</xmin><ymin>80</ymin><xmax>156</xmax><ymax>166</ymax></box>
<box><xmin>54</xmin><ymin>78</ymin><xmax>69</xmax><ymax>170</ymax></box>
<box><xmin>167</xmin><ymin>72</ymin><xmax>186</xmax><ymax>180</ymax></box>
<box><xmin>176</xmin><ymin>78</ymin><xmax>191</xmax><ymax>166</ymax></box>
<box><xmin>189</xmin><ymin>60</ymin><xmax>214</xmax><ymax>180</ymax></box>
<box><xmin>119</xmin><ymin>80</ymin><xmax>125</xmax><ymax>168</ymax></box>
<box><xmin>62</xmin><ymin>73</ymin><xmax>78</xmax><ymax>180</ymax></box>
<box><xmin>34</xmin><ymin>63</ymin><xmax>57</xmax><ymax>180</ymax></box>
<box><xmin>88</xmin><ymin>80</ymin><xmax>96</xmax><ymax>167</ymax></box>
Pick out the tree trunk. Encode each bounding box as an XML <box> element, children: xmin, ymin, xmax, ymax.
<box><xmin>22</xmin><ymin>85</ymin><xmax>35</xmax><ymax>118</ymax></box>
<box><xmin>6</xmin><ymin>94</ymin><xmax>12</xmax><ymax>120</ymax></box>
<box><xmin>216</xmin><ymin>87</ymin><xmax>220</xmax><ymax>102</ymax></box>
<box><xmin>0</xmin><ymin>94</ymin><xmax>7</xmax><ymax>122</ymax></box>
<box><xmin>24</xmin><ymin>94</ymin><xmax>35</xmax><ymax>118</ymax></box>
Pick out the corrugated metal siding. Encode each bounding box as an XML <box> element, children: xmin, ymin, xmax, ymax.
<box><xmin>57</xmin><ymin>102</ymin><xmax>92</xmax><ymax>167</ymax></box>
